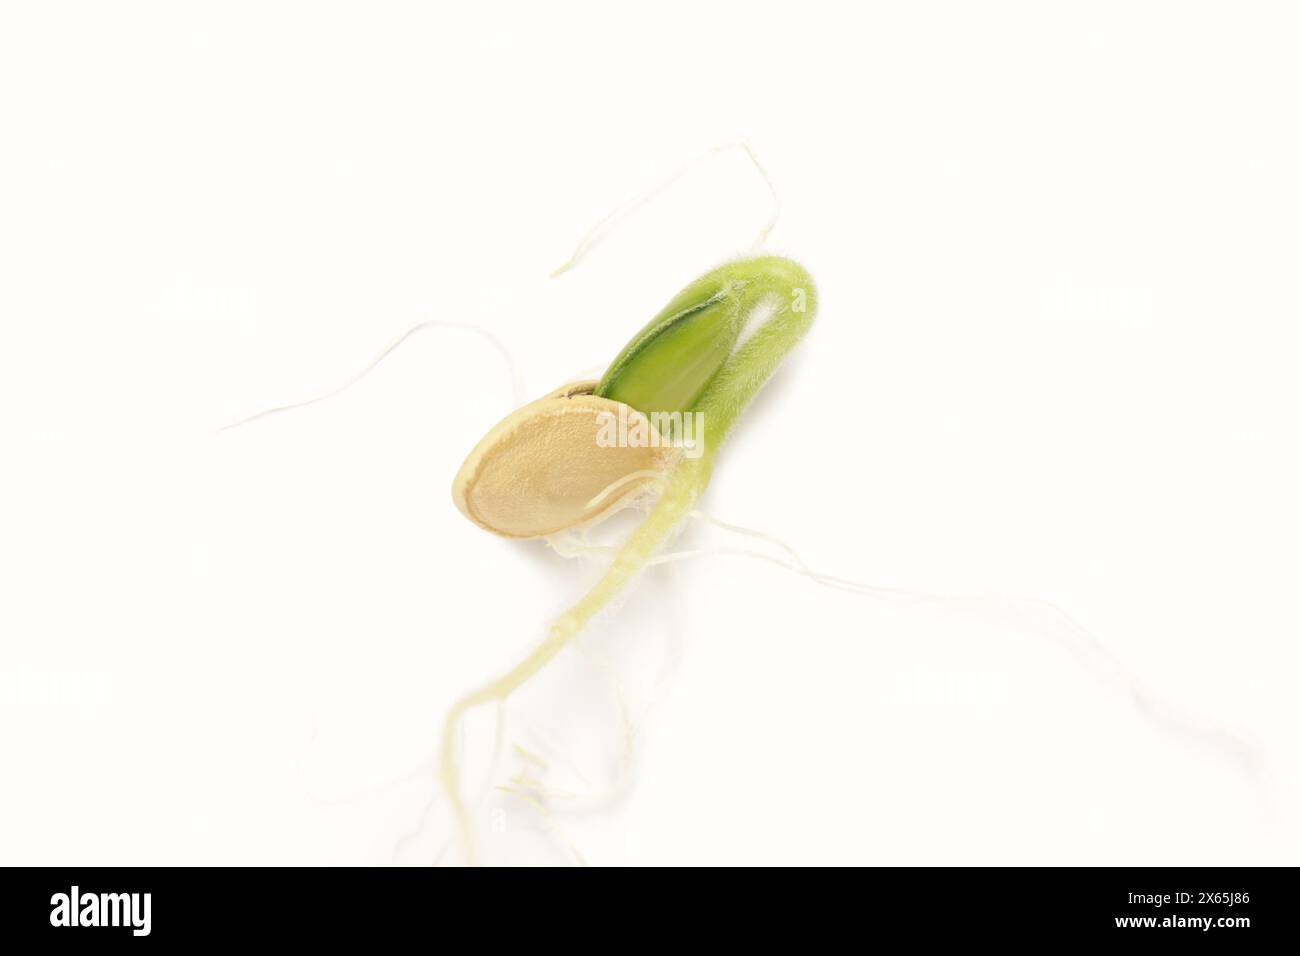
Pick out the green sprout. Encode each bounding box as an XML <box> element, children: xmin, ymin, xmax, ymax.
<box><xmin>443</xmin><ymin>254</ymin><xmax>818</xmax><ymax>863</ymax></box>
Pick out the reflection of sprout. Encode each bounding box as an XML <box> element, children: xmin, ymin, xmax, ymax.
<box><xmin>444</xmin><ymin>255</ymin><xmax>819</xmax><ymax>863</ymax></box>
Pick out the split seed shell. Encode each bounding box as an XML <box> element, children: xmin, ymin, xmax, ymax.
<box><xmin>452</xmin><ymin>381</ymin><xmax>678</xmax><ymax>539</ymax></box>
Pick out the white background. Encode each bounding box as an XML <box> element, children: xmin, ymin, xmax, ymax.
<box><xmin>2</xmin><ymin>2</ymin><xmax>1298</xmax><ymax>865</ymax></box>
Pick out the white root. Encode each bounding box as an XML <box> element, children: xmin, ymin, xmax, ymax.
<box><xmin>549</xmin><ymin>137</ymin><xmax>781</xmax><ymax>278</ymax></box>
<box><xmin>218</xmin><ymin>319</ymin><xmax>527</xmax><ymax>432</ymax></box>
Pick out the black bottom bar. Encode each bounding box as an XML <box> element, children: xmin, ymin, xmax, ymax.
<box><xmin>1</xmin><ymin>866</ymin><xmax>1290</xmax><ymax>944</ymax></box>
